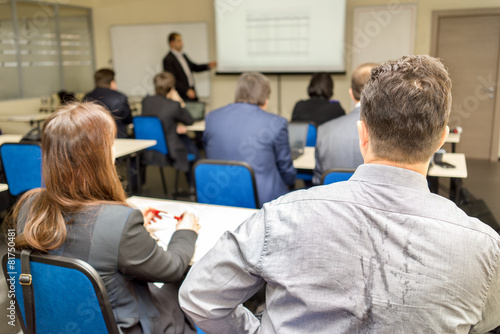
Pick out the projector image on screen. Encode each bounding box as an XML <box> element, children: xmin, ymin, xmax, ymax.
<box><xmin>215</xmin><ymin>0</ymin><xmax>346</xmax><ymax>74</ymax></box>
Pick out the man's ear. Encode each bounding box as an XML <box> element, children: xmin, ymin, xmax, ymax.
<box><xmin>357</xmin><ymin>120</ymin><xmax>369</xmax><ymax>157</ymax></box>
<box><xmin>436</xmin><ymin>125</ymin><xmax>450</xmax><ymax>151</ymax></box>
<box><xmin>349</xmin><ymin>88</ymin><xmax>356</xmax><ymax>102</ymax></box>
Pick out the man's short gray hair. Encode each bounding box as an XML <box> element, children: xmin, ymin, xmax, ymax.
<box><xmin>234</xmin><ymin>72</ymin><xmax>271</xmax><ymax>106</ymax></box>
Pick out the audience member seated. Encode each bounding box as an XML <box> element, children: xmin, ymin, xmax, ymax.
<box><xmin>203</xmin><ymin>72</ymin><xmax>296</xmax><ymax>207</ymax></box>
<box><xmin>291</xmin><ymin>72</ymin><xmax>345</xmax><ymax>127</ymax></box>
<box><xmin>142</xmin><ymin>72</ymin><xmax>200</xmax><ymax>189</ymax></box>
<box><xmin>313</xmin><ymin>63</ymin><xmax>378</xmax><ymax>185</ymax></box>
<box><xmin>8</xmin><ymin>102</ymin><xmax>201</xmax><ymax>333</ymax></box>
<box><xmin>178</xmin><ymin>55</ymin><xmax>500</xmax><ymax>333</ymax></box>
<box><xmin>84</xmin><ymin>68</ymin><xmax>132</xmax><ymax>138</ymax></box>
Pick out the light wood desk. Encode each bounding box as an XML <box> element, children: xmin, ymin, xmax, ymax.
<box><xmin>293</xmin><ymin>147</ymin><xmax>315</xmax><ymax>170</ymax></box>
<box><xmin>0</xmin><ymin>136</ymin><xmax>156</xmax><ymax>195</ymax></box>
<box><xmin>185</xmin><ymin>120</ymin><xmax>205</xmax><ymax>132</ymax></box>
<box><xmin>427</xmin><ymin>153</ymin><xmax>467</xmax><ymax>178</ymax></box>
<box><xmin>128</xmin><ymin>196</ymin><xmax>257</xmax><ymax>263</ymax></box>
<box><xmin>0</xmin><ymin>114</ymin><xmax>51</xmax><ymax>130</ymax></box>
<box><xmin>0</xmin><ymin>134</ymin><xmax>23</xmax><ymax>146</ymax></box>
<box><xmin>0</xmin><ymin>135</ymin><xmax>156</xmax><ymax>156</ymax></box>
<box><xmin>293</xmin><ymin>148</ymin><xmax>467</xmax><ymax>179</ymax></box>
<box><xmin>114</xmin><ymin>139</ymin><xmax>156</xmax><ymax>158</ymax></box>
<box><xmin>114</xmin><ymin>139</ymin><xmax>156</xmax><ymax>194</ymax></box>
<box><xmin>446</xmin><ymin>132</ymin><xmax>461</xmax><ymax>153</ymax></box>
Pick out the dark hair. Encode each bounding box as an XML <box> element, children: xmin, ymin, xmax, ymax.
<box><xmin>351</xmin><ymin>63</ymin><xmax>378</xmax><ymax>101</ymax></box>
<box><xmin>307</xmin><ymin>72</ymin><xmax>333</xmax><ymax>99</ymax></box>
<box><xmin>168</xmin><ymin>32</ymin><xmax>180</xmax><ymax>44</ymax></box>
<box><xmin>234</xmin><ymin>72</ymin><xmax>270</xmax><ymax>106</ymax></box>
<box><xmin>94</xmin><ymin>68</ymin><xmax>115</xmax><ymax>88</ymax></box>
<box><xmin>154</xmin><ymin>72</ymin><xmax>176</xmax><ymax>96</ymax></box>
<box><xmin>11</xmin><ymin>102</ymin><xmax>128</xmax><ymax>252</ymax></box>
<box><xmin>360</xmin><ymin>55</ymin><xmax>452</xmax><ymax>164</ymax></box>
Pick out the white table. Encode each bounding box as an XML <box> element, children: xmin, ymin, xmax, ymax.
<box><xmin>0</xmin><ymin>114</ymin><xmax>51</xmax><ymax>130</ymax></box>
<box><xmin>293</xmin><ymin>148</ymin><xmax>467</xmax><ymax>179</ymax></box>
<box><xmin>0</xmin><ymin>134</ymin><xmax>23</xmax><ymax>146</ymax></box>
<box><xmin>128</xmin><ymin>196</ymin><xmax>257</xmax><ymax>263</ymax></box>
<box><xmin>446</xmin><ymin>132</ymin><xmax>461</xmax><ymax>153</ymax></box>
<box><xmin>185</xmin><ymin>120</ymin><xmax>205</xmax><ymax>132</ymax></box>
<box><xmin>114</xmin><ymin>139</ymin><xmax>157</xmax><ymax>194</ymax></box>
<box><xmin>114</xmin><ymin>139</ymin><xmax>156</xmax><ymax>158</ymax></box>
<box><xmin>293</xmin><ymin>147</ymin><xmax>315</xmax><ymax>170</ymax></box>
<box><xmin>0</xmin><ymin>136</ymin><xmax>157</xmax><ymax>195</ymax></box>
<box><xmin>0</xmin><ymin>135</ymin><xmax>156</xmax><ymax>156</ymax></box>
<box><xmin>427</xmin><ymin>153</ymin><xmax>467</xmax><ymax>178</ymax></box>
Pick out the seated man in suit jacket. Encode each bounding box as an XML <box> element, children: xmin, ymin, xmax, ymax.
<box><xmin>142</xmin><ymin>72</ymin><xmax>199</xmax><ymax>187</ymax></box>
<box><xmin>163</xmin><ymin>32</ymin><xmax>216</xmax><ymax>101</ymax></box>
<box><xmin>84</xmin><ymin>68</ymin><xmax>132</xmax><ymax>138</ymax></box>
<box><xmin>203</xmin><ymin>72</ymin><xmax>296</xmax><ymax>207</ymax></box>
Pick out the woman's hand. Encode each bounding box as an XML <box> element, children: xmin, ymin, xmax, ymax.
<box><xmin>141</xmin><ymin>207</ymin><xmax>162</xmax><ymax>228</ymax></box>
<box><xmin>176</xmin><ymin>213</ymin><xmax>201</xmax><ymax>233</ymax></box>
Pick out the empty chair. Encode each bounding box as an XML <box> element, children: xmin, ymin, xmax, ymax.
<box><xmin>2</xmin><ymin>250</ymin><xmax>118</xmax><ymax>334</ymax></box>
<box><xmin>133</xmin><ymin>116</ymin><xmax>195</xmax><ymax>195</ymax></box>
<box><xmin>0</xmin><ymin>143</ymin><xmax>42</xmax><ymax>197</ymax></box>
<box><xmin>305</xmin><ymin>122</ymin><xmax>317</xmax><ymax>147</ymax></box>
<box><xmin>321</xmin><ymin>168</ymin><xmax>355</xmax><ymax>185</ymax></box>
<box><xmin>289</xmin><ymin>121</ymin><xmax>316</xmax><ymax>183</ymax></box>
<box><xmin>194</xmin><ymin>159</ymin><xmax>259</xmax><ymax>209</ymax></box>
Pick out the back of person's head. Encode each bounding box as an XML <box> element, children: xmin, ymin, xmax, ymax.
<box><xmin>168</xmin><ymin>32</ymin><xmax>180</xmax><ymax>44</ymax></box>
<box><xmin>234</xmin><ymin>72</ymin><xmax>271</xmax><ymax>107</ymax></box>
<box><xmin>94</xmin><ymin>68</ymin><xmax>115</xmax><ymax>88</ymax></box>
<box><xmin>154</xmin><ymin>72</ymin><xmax>176</xmax><ymax>96</ymax></box>
<box><xmin>351</xmin><ymin>63</ymin><xmax>378</xmax><ymax>101</ymax></box>
<box><xmin>360</xmin><ymin>55</ymin><xmax>452</xmax><ymax>164</ymax></box>
<box><xmin>11</xmin><ymin>102</ymin><xmax>128</xmax><ymax>252</ymax></box>
<box><xmin>307</xmin><ymin>72</ymin><xmax>334</xmax><ymax>99</ymax></box>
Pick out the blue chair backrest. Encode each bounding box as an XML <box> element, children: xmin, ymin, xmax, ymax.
<box><xmin>194</xmin><ymin>160</ymin><xmax>259</xmax><ymax>209</ymax></box>
<box><xmin>2</xmin><ymin>252</ymin><xmax>118</xmax><ymax>334</ymax></box>
<box><xmin>306</xmin><ymin>123</ymin><xmax>317</xmax><ymax>147</ymax></box>
<box><xmin>133</xmin><ymin>116</ymin><xmax>168</xmax><ymax>155</ymax></box>
<box><xmin>0</xmin><ymin>143</ymin><xmax>42</xmax><ymax>196</ymax></box>
<box><xmin>322</xmin><ymin>169</ymin><xmax>355</xmax><ymax>185</ymax></box>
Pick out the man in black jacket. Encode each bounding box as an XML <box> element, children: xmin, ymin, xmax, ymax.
<box><xmin>84</xmin><ymin>68</ymin><xmax>133</xmax><ymax>138</ymax></box>
<box><xmin>163</xmin><ymin>32</ymin><xmax>216</xmax><ymax>101</ymax></box>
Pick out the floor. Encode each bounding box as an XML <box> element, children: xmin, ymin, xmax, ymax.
<box><xmin>0</xmin><ymin>158</ymin><xmax>499</xmax><ymax>333</ymax></box>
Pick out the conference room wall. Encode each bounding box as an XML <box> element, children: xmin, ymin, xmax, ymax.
<box><xmin>2</xmin><ymin>0</ymin><xmax>500</xmax><ymax>134</ymax></box>
<box><xmin>89</xmin><ymin>0</ymin><xmax>500</xmax><ymax>119</ymax></box>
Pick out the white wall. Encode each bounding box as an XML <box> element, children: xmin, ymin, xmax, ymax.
<box><xmin>3</xmin><ymin>0</ymin><xmax>500</xmax><ymax>135</ymax></box>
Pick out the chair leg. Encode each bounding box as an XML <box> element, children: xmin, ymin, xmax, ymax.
<box><xmin>173</xmin><ymin>170</ymin><xmax>180</xmax><ymax>199</ymax></box>
<box><xmin>159</xmin><ymin>167</ymin><xmax>168</xmax><ymax>195</ymax></box>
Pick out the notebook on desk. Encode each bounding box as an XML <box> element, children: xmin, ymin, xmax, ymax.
<box><xmin>288</xmin><ymin>122</ymin><xmax>308</xmax><ymax>160</ymax></box>
<box><xmin>184</xmin><ymin>101</ymin><xmax>206</xmax><ymax>121</ymax></box>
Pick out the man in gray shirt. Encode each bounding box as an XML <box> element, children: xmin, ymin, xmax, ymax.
<box><xmin>179</xmin><ymin>55</ymin><xmax>500</xmax><ymax>333</ymax></box>
<box><xmin>313</xmin><ymin>62</ymin><xmax>377</xmax><ymax>185</ymax></box>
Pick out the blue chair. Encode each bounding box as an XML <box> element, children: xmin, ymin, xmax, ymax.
<box><xmin>133</xmin><ymin>116</ymin><xmax>195</xmax><ymax>195</ymax></box>
<box><xmin>0</xmin><ymin>143</ymin><xmax>42</xmax><ymax>197</ymax></box>
<box><xmin>194</xmin><ymin>159</ymin><xmax>259</xmax><ymax>209</ymax></box>
<box><xmin>289</xmin><ymin>122</ymin><xmax>316</xmax><ymax>183</ymax></box>
<box><xmin>305</xmin><ymin>123</ymin><xmax>317</xmax><ymax>147</ymax></box>
<box><xmin>321</xmin><ymin>168</ymin><xmax>355</xmax><ymax>185</ymax></box>
<box><xmin>2</xmin><ymin>251</ymin><xmax>118</xmax><ymax>334</ymax></box>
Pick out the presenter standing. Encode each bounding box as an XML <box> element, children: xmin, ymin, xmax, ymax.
<box><xmin>163</xmin><ymin>32</ymin><xmax>216</xmax><ymax>101</ymax></box>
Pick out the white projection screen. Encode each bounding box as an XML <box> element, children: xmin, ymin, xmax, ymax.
<box><xmin>214</xmin><ymin>0</ymin><xmax>346</xmax><ymax>74</ymax></box>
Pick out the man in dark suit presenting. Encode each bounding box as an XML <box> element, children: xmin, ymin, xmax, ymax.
<box><xmin>163</xmin><ymin>32</ymin><xmax>216</xmax><ymax>101</ymax></box>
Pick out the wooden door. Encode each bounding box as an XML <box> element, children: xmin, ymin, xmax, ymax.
<box><xmin>432</xmin><ymin>10</ymin><xmax>500</xmax><ymax>161</ymax></box>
